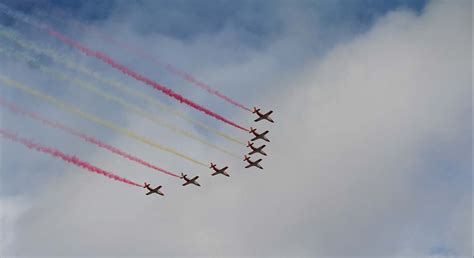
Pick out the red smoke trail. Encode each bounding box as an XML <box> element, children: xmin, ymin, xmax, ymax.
<box><xmin>33</xmin><ymin>12</ymin><xmax>251</xmax><ymax>111</ymax></box>
<box><xmin>0</xmin><ymin>128</ymin><xmax>143</xmax><ymax>188</ymax></box>
<box><xmin>87</xmin><ymin>28</ymin><xmax>252</xmax><ymax>112</ymax></box>
<box><xmin>164</xmin><ymin>64</ymin><xmax>253</xmax><ymax>112</ymax></box>
<box><xmin>45</xmin><ymin>27</ymin><xmax>249</xmax><ymax>132</ymax></box>
<box><xmin>0</xmin><ymin>98</ymin><xmax>180</xmax><ymax>178</ymax></box>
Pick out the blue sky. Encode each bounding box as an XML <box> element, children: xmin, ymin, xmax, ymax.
<box><xmin>0</xmin><ymin>0</ymin><xmax>471</xmax><ymax>256</ymax></box>
<box><xmin>3</xmin><ymin>0</ymin><xmax>427</xmax><ymax>43</ymax></box>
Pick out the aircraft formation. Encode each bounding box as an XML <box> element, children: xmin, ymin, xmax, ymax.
<box><xmin>145</xmin><ymin>107</ymin><xmax>274</xmax><ymax>196</ymax></box>
<box><xmin>0</xmin><ymin>3</ymin><xmax>276</xmax><ymax>198</ymax></box>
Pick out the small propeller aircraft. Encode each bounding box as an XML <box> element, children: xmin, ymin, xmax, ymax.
<box><xmin>180</xmin><ymin>173</ymin><xmax>201</xmax><ymax>187</ymax></box>
<box><xmin>144</xmin><ymin>182</ymin><xmax>164</xmax><ymax>196</ymax></box>
<box><xmin>247</xmin><ymin>141</ymin><xmax>267</xmax><ymax>156</ymax></box>
<box><xmin>210</xmin><ymin>163</ymin><xmax>230</xmax><ymax>177</ymax></box>
<box><xmin>253</xmin><ymin>107</ymin><xmax>274</xmax><ymax>123</ymax></box>
<box><xmin>244</xmin><ymin>155</ymin><xmax>263</xmax><ymax>169</ymax></box>
<box><xmin>249</xmin><ymin>127</ymin><xmax>270</xmax><ymax>142</ymax></box>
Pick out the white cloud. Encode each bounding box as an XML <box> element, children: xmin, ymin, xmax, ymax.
<box><xmin>1</xmin><ymin>0</ymin><xmax>471</xmax><ymax>256</ymax></box>
<box><xmin>0</xmin><ymin>196</ymin><xmax>28</xmax><ymax>255</ymax></box>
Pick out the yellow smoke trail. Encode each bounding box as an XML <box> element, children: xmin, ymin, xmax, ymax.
<box><xmin>0</xmin><ymin>46</ymin><xmax>241</xmax><ymax>159</ymax></box>
<box><xmin>0</xmin><ymin>27</ymin><xmax>246</xmax><ymax>146</ymax></box>
<box><xmin>0</xmin><ymin>74</ymin><xmax>208</xmax><ymax>167</ymax></box>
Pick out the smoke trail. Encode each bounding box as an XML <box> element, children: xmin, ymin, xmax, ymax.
<box><xmin>87</xmin><ymin>28</ymin><xmax>252</xmax><ymax>112</ymax></box>
<box><xmin>0</xmin><ymin>25</ymin><xmax>245</xmax><ymax>145</ymax></box>
<box><xmin>28</xmin><ymin>9</ymin><xmax>251</xmax><ymax>111</ymax></box>
<box><xmin>0</xmin><ymin>26</ymin><xmax>245</xmax><ymax>145</ymax></box>
<box><xmin>0</xmin><ymin>7</ymin><xmax>250</xmax><ymax>138</ymax></box>
<box><xmin>0</xmin><ymin>128</ymin><xmax>143</xmax><ymax>188</ymax></box>
<box><xmin>45</xmin><ymin>27</ymin><xmax>250</xmax><ymax>132</ymax></box>
<box><xmin>164</xmin><ymin>63</ymin><xmax>252</xmax><ymax>112</ymax></box>
<box><xmin>0</xmin><ymin>45</ymin><xmax>241</xmax><ymax>159</ymax></box>
<box><xmin>0</xmin><ymin>74</ymin><xmax>208</xmax><ymax>167</ymax></box>
<box><xmin>0</xmin><ymin>97</ymin><xmax>180</xmax><ymax>178</ymax></box>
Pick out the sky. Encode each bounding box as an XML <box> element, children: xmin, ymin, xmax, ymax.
<box><xmin>0</xmin><ymin>0</ymin><xmax>472</xmax><ymax>256</ymax></box>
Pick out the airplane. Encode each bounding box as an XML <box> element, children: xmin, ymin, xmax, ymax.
<box><xmin>244</xmin><ymin>155</ymin><xmax>263</xmax><ymax>169</ymax></box>
<box><xmin>253</xmin><ymin>107</ymin><xmax>274</xmax><ymax>123</ymax></box>
<box><xmin>249</xmin><ymin>127</ymin><xmax>270</xmax><ymax>142</ymax></box>
<box><xmin>180</xmin><ymin>173</ymin><xmax>201</xmax><ymax>187</ymax></box>
<box><xmin>143</xmin><ymin>182</ymin><xmax>164</xmax><ymax>196</ymax></box>
<box><xmin>210</xmin><ymin>163</ymin><xmax>230</xmax><ymax>177</ymax></box>
<box><xmin>247</xmin><ymin>141</ymin><xmax>267</xmax><ymax>156</ymax></box>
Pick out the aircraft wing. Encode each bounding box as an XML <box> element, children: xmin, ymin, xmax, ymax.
<box><xmin>211</xmin><ymin>171</ymin><xmax>219</xmax><ymax>176</ymax></box>
<box><xmin>245</xmin><ymin>164</ymin><xmax>252</xmax><ymax>168</ymax></box>
<box><xmin>146</xmin><ymin>191</ymin><xmax>152</xmax><ymax>195</ymax></box>
<box><xmin>254</xmin><ymin>116</ymin><xmax>264</xmax><ymax>122</ymax></box>
<box><xmin>182</xmin><ymin>181</ymin><xmax>191</xmax><ymax>186</ymax></box>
